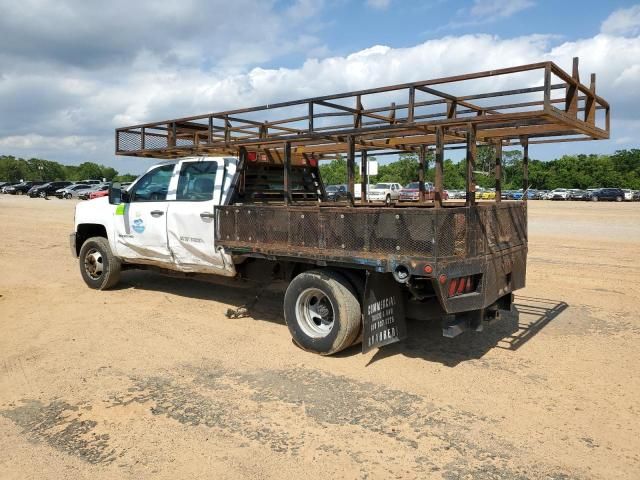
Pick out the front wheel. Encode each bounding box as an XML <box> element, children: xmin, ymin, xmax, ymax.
<box><xmin>284</xmin><ymin>270</ymin><xmax>361</xmax><ymax>355</ymax></box>
<box><xmin>17</xmin><ymin>190</ymin><xmax>24</xmax><ymax>196</ymax></box>
<box><xmin>79</xmin><ymin>236</ymin><xmax>121</xmax><ymax>290</ymax></box>
<box><xmin>591</xmin><ymin>196</ymin><xmax>598</xmax><ymax>202</ymax></box>
<box><xmin>65</xmin><ymin>193</ymin><xmax>72</xmax><ymax>199</ymax></box>
<box><xmin>616</xmin><ymin>196</ymin><xmax>623</xmax><ymax>202</ymax></box>
<box><xmin>385</xmin><ymin>194</ymin><xmax>391</xmax><ymax>206</ymax></box>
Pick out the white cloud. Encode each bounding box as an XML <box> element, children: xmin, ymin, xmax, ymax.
<box><xmin>366</xmin><ymin>0</ymin><xmax>391</xmax><ymax>10</ymax></box>
<box><xmin>1</xmin><ymin>3</ymin><xmax>639</xmax><ymax>172</ymax></box>
<box><xmin>601</xmin><ymin>4</ymin><xmax>640</xmax><ymax>36</ymax></box>
<box><xmin>470</xmin><ymin>0</ymin><xmax>535</xmax><ymax>19</ymax></box>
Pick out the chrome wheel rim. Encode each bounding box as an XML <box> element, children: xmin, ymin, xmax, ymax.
<box><xmin>295</xmin><ymin>288</ymin><xmax>335</xmax><ymax>338</ymax></box>
<box><xmin>84</xmin><ymin>248</ymin><xmax>104</xmax><ymax>280</ymax></box>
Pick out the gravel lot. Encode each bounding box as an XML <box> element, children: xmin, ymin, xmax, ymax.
<box><xmin>0</xmin><ymin>195</ymin><xmax>639</xmax><ymax>479</ymax></box>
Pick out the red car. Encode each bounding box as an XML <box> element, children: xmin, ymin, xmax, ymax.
<box><xmin>88</xmin><ymin>186</ymin><xmax>109</xmax><ymax>199</ymax></box>
<box><xmin>399</xmin><ymin>182</ymin><xmax>449</xmax><ymax>201</ymax></box>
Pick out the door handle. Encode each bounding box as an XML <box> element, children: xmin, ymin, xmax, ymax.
<box><xmin>150</xmin><ymin>210</ymin><xmax>164</xmax><ymax>217</ymax></box>
<box><xmin>200</xmin><ymin>212</ymin><xmax>215</xmax><ymax>219</ymax></box>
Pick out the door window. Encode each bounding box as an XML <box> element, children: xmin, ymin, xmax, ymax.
<box><xmin>129</xmin><ymin>164</ymin><xmax>174</xmax><ymax>202</ymax></box>
<box><xmin>176</xmin><ymin>161</ymin><xmax>218</xmax><ymax>201</ymax></box>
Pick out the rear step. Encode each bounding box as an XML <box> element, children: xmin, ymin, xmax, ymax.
<box><xmin>442</xmin><ymin>309</ymin><xmax>501</xmax><ymax>338</ymax></box>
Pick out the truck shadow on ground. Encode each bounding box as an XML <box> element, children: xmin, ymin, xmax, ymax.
<box><xmin>117</xmin><ymin>271</ymin><xmax>568</xmax><ymax>367</ymax></box>
<box><xmin>362</xmin><ymin>295</ymin><xmax>569</xmax><ymax>367</ymax></box>
<box><xmin>116</xmin><ymin>270</ymin><xmax>288</xmax><ymax>324</ymax></box>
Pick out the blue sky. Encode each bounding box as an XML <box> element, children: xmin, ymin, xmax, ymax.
<box><xmin>0</xmin><ymin>0</ymin><xmax>639</xmax><ymax>174</ymax></box>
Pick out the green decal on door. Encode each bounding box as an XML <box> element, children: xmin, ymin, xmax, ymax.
<box><xmin>115</xmin><ymin>204</ymin><xmax>125</xmax><ymax>215</ymax></box>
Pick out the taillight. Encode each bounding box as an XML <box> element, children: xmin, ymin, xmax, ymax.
<box><xmin>465</xmin><ymin>276</ymin><xmax>474</xmax><ymax>293</ymax></box>
<box><xmin>456</xmin><ymin>277</ymin><xmax>466</xmax><ymax>295</ymax></box>
<box><xmin>448</xmin><ymin>275</ymin><xmax>477</xmax><ymax>297</ymax></box>
<box><xmin>448</xmin><ymin>278</ymin><xmax>458</xmax><ymax>297</ymax></box>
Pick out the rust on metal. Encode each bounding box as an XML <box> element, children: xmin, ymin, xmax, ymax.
<box><xmin>115</xmin><ymin>59</ymin><xmax>609</xmax><ymax>162</ymax></box>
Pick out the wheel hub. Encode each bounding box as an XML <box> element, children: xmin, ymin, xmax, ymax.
<box><xmin>295</xmin><ymin>288</ymin><xmax>335</xmax><ymax>338</ymax></box>
<box><xmin>84</xmin><ymin>249</ymin><xmax>104</xmax><ymax>279</ymax></box>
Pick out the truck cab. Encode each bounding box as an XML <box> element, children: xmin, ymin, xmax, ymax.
<box><xmin>71</xmin><ymin>156</ymin><xmax>238</xmax><ymax>281</ymax></box>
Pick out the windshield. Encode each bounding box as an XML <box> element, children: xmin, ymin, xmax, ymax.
<box><xmin>405</xmin><ymin>182</ymin><xmax>419</xmax><ymax>189</ymax></box>
<box><xmin>326</xmin><ymin>186</ymin><xmax>338</xmax><ymax>192</ymax></box>
<box><xmin>374</xmin><ymin>183</ymin><xmax>390</xmax><ymax>189</ymax></box>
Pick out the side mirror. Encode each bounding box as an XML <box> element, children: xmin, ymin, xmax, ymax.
<box><xmin>108</xmin><ymin>182</ymin><xmax>122</xmax><ymax>205</ymax></box>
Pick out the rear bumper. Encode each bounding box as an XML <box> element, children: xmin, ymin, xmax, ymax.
<box><xmin>431</xmin><ymin>245</ymin><xmax>527</xmax><ymax>314</ymax></box>
<box><xmin>69</xmin><ymin>232</ymin><xmax>77</xmax><ymax>258</ymax></box>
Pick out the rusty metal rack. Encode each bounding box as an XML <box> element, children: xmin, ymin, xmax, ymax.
<box><xmin>116</xmin><ymin>57</ymin><xmax>609</xmax><ymax>207</ymax></box>
<box><xmin>116</xmin><ymin>58</ymin><xmax>609</xmax><ymax>158</ymax></box>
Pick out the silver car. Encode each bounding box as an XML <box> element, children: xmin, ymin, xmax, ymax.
<box><xmin>56</xmin><ymin>184</ymin><xmax>90</xmax><ymax>199</ymax></box>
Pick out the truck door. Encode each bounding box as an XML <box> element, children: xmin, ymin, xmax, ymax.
<box><xmin>113</xmin><ymin>163</ymin><xmax>175</xmax><ymax>263</ymax></box>
<box><xmin>166</xmin><ymin>158</ymin><xmax>235</xmax><ymax>275</ymax></box>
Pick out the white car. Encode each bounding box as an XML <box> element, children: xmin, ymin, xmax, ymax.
<box><xmin>623</xmin><ymin>189</ymin><xmax>634</xmax><ymax>201</ymax></box>
<box><xmin>367</xmin><ymin>182</ymin><xmax>403</xmax><ymax>205</ymax></box>
<box><xmin>55</xmin><ymin>184</ymin><xmax>90</xmax><ymax>199</ymax></box>
<box><xmin>549</xmin><ymin>188</ymin><xmax>570</xmax><ymax>200</ymax></box>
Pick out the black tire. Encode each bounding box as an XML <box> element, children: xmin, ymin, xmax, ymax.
<box><xmin>17</xmin><ymin>190</ymin><xmax>23</xmax><ymax>196</ymax></box>
<box><xmin>591</xmin><ymin>196</ymin><xmax>598</xmax><ymax>202</ymax></box>
<box><xmin>385</xmin><ymin>194</ymin><xmax>391</xmax><ymax>206</ymax></box>
<box><xmin>65</xmin><ymin>193</ymin><xmax>72</xmax><ymax>199</ymax></box>
<box><xmin>79</xmin><ymin>236</ymin><xmax>121</xmax><ymax>290</ymax></box>
<box><xmin>616</xmin><ymin>196</ymin><xmax>623</xmax><ymax>202</ymax></box>
<box><xmin>284</xmin><ymin>269</ymin><xmax>361</xmax><ymax>355</ymax></box>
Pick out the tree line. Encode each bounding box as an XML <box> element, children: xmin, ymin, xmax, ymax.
<box><xmin>3</xmin><ymin>148</ymin><xmax>639</xmax><ymax>190</ymax></box>
<box><xmin>319</xmin><ymin>148</ymin><xmax>640</xmax><ymax>190</ymax></box>
<box><xmin>0</xmin><ymin>155</ymin><xmax>138</xmax><ymax>183</ymax></box>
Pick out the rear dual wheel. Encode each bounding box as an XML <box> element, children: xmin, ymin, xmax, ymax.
<box><xmin>284</xmin><ymin>270</ymin><xmax>361</xmax><ymax>355</ymax></box>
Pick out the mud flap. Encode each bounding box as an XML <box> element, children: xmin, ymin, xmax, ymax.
<box><xmin>362</xmin><ymin>272</ymin><xmax>407</xmax><ymax>353</ymax></box>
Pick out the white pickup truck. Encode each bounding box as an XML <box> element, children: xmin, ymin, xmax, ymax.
<box><xmin>367</xmin><ymin>182</ymin><xmax>403</xmax><ymax>205</ymax></box>
<box><xmin>71</xmin><ymin>155</ymin><xmax>520</xmax><ymax>356</ymax></box>
<box><xmin>72</xmin><ymin>157</ymin><xmax>238</xmax><ymax>285</ymax></box>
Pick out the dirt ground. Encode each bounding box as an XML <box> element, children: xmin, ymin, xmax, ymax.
<box><xmin>0</xmin><ymin>195</ymin><xmax>639</xmax><ymax>480</ymax></box>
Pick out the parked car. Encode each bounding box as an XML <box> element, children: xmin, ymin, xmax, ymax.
<box><xmin>78</xmin><ymin>179</ymin><xmax>102</xmax><ymax>186</ymax></box>
<box><xmin>78</xmin><ymin>183</ymin><xmax>109</xmax><ymax>200</ymax></box>
<box><xmin>481</xmin><ymin>189</ymin><xmax>496</xmax><ymax>200</ymax></box>
<box><xmin>88</xmin><ymin>185</ymin><xmax>110</xmax><ymax>199</ymax></box>
<box><xmin>368</xmin><ymin>182</ymin><xmax>402</xmax><ymax>205</ymax></box>
<box><xmin>549</xmin><ymin>188</ymin><xmax>570</xmax><ymax>200</ymax></box>
<box><xmin>28</xmin><ymin>181</ymin><xmax>73</xmax><ymax>198</ymax></box>
<box><xmin>587</xmin><ymin>188</ymin><xmax>625</xmax><ymax>202</ymax></box>
<box><xmin>633</xmin><ymin>191</ymin><xmax>640</xmax><ymax>201</ymax></box>
<box><xmin>56</xmin><ymin>184</ymin><xmax>90</xmax><ymax>199</ymax></box>
<box><xmin>398</xmin><ymin>182</ymin><xmax>449</xmax><ymax>202</ymax></box>
<box><xmin>446</xmin><ymin>189</ymin><xmax>465</xmax><ymax>200</ymax></box>
<box><xmin>326</xmin><ymin>184</ymin><xmax>348</xmax><ymax>201</ymax></box>
<box><xmin>622</xmin><ymin>189</ymin><xmax>635</xmax><ymax>201</ymax></box>
<box><xmin>6</xmin><ymin>181</ymin><xmax>46</xmax><ymax>195</ymax></box>
<box><xmin>399</xmin><ymin>182</ymin><xmax>422</xmax><ymax>202</ymax></box>
<box><xmin>569</xmin><ymin>189</ymin><xmax>586</xmax><ymax>200</ymax></box>
<box><xmin>0</xmin><ymin>182</ymin><xmax>19</xmax><ymax>193</ymax></box>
